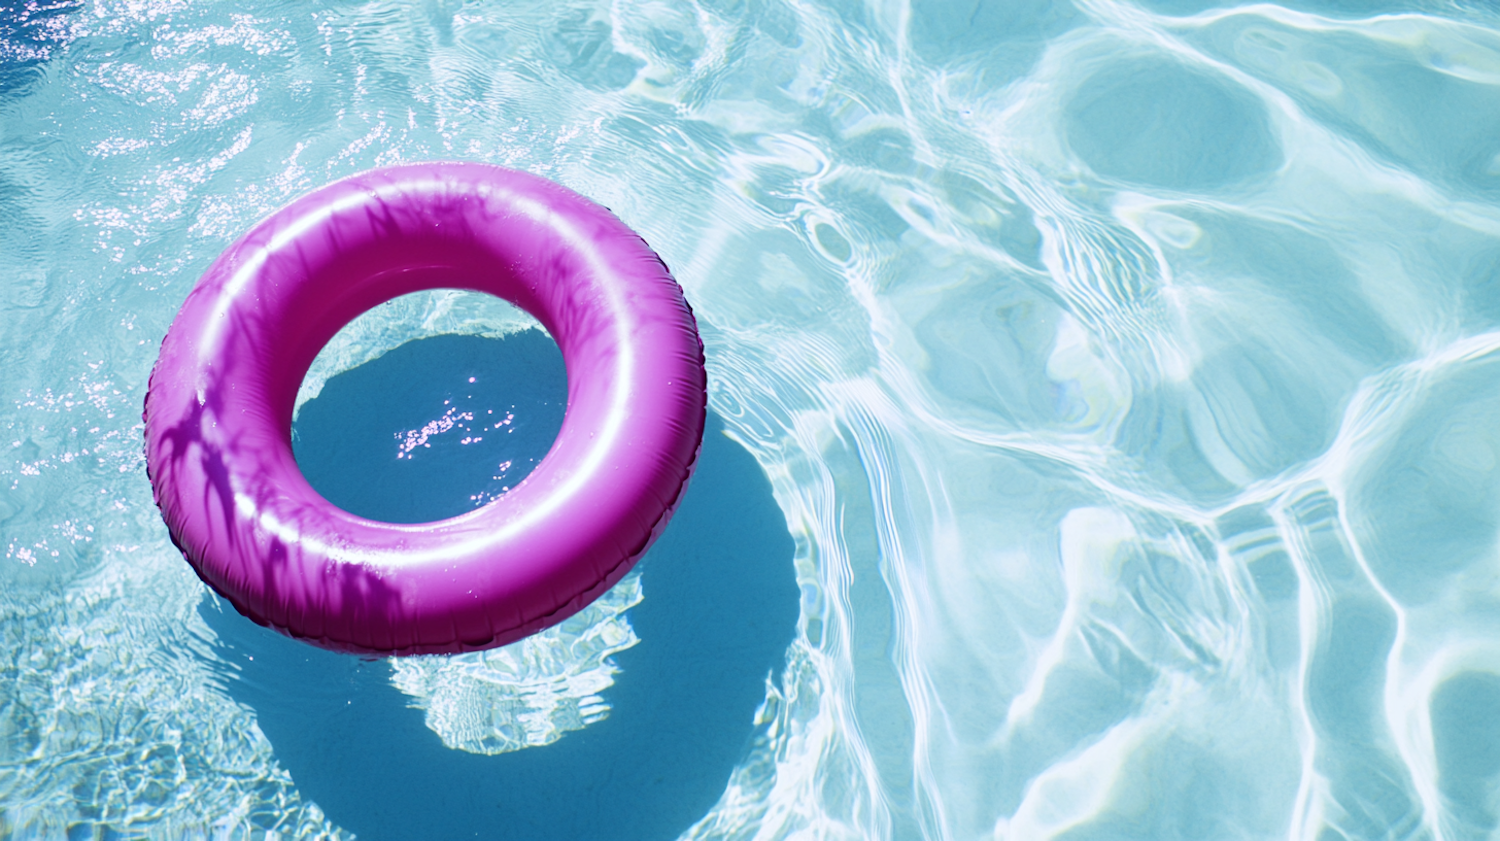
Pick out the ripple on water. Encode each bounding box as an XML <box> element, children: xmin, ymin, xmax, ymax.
<box><xmin>1065</xmin><ymin>56</ymin><xmax>1281</xmax><ymax>192</ymax></box>
<box><xmin>5</xmin><ymin>0</ymin><xmax>1500</xmax><ymax>837</ymax></box>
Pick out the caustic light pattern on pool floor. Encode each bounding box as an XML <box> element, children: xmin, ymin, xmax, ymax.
<box><xmin>4</xmin><ymin>0</ymin><xmax>1500</xmax><ymax>838</ymax></box>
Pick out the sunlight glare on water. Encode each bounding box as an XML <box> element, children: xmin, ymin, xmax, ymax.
<box><xmin>4</xmin><ymin>0</ymin><xmax>1500</xmax><ymax>837</ymax></box>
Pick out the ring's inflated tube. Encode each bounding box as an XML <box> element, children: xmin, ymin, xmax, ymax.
<box><xmin>144</xmin><ymin>163</ymin><xmax>706</xmax><ymax>655</ymax></box>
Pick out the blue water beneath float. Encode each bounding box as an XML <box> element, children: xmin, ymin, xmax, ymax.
<box><xmin>4</xmin><ymin>0</ymin><xmax>1500</xmax><ymax>838</ymax></box>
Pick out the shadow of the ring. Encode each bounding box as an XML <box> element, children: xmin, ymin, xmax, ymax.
<box><xmin>198</xmin><ymin>333</ymin><xmax>799</xmax><ymax>840</ymax></box>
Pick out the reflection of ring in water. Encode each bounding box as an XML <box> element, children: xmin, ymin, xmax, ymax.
<box><xmin>144</xmin><ymin>162</ymin><xmax>707</xmax><ymax>655</ymax></box>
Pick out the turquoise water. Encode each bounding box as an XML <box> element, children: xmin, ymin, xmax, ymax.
<box><xmin>5</xmin><ymin>0</ymin><xmax>1500</xmax><ymax>837</ymax></box>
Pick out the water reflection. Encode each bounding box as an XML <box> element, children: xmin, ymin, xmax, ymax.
<box><xmin>291</xmin><ymin>331</ymin><xmax>567</xmax><ymax>523</ymax></box>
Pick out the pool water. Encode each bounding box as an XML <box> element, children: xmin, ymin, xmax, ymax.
<box><xmin>5</xmin><ymin>0</ymin><xmax>1500</xmax><ymax>838</ymax></box>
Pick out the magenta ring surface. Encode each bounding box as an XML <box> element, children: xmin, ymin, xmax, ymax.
<box><xmin>144</xmin><ymin>162</ymin><xmax>707</xmax><ymax>655</ymax></box>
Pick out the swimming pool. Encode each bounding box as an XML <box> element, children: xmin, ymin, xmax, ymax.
<box><xmin>4</xmin><ymin>0</ymin><xmax>1500</xmax><ymax>837</ymax></box>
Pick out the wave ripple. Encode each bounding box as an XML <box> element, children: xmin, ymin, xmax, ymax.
<box><xmin>3</xmin><ymin>0</ymin><xmax>1500</xmax><ymax>838</ymax></box>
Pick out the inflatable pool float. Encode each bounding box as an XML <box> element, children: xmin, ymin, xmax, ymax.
<box><xmin>143</xmin><ymin>163</ymin><xmax>707</xmax><ymax>655</ymax></box>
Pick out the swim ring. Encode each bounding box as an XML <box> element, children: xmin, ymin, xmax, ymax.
<box><xmin>143</xmin><ymin>162</ymin><xmax>707</xmax><ymax>655</ymax></box>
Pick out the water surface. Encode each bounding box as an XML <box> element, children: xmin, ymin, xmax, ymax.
<box><xmin>4</xmin><ymin>0</ymin><xmax>1500</xmax><ymax>838</ymax></box>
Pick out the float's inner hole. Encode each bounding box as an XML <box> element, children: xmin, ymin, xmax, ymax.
<box><xmin>291</xmin><ymin>290</ymin><xmax>567</xmax><ymax>524</ymax></box>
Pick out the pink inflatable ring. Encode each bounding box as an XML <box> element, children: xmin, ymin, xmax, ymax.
<box><xmin>144</xmin><ymin>163</ymin><xmax>706</xmax><ymax>655</ymax></box>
